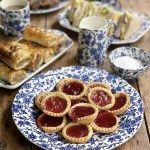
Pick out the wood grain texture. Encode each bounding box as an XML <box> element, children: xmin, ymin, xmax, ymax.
<box><xmin>120</xmin><ymin>0</ymin><xmax>150</xmax><ymax>147</ymax></box>
<box><xmin>0</xmin><ymin>0</ymin><xmax>150</xmax><ymax>149</ymax></box>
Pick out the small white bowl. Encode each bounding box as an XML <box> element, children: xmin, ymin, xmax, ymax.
<box><xmin>109</xmin><ymin>46</ymin><xmax>150</xmax><ymax>79</ymax></box>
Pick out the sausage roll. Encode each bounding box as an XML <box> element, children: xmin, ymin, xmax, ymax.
<box><xmin>19</xmin><ymin>40</ymin><xmax>44</xmax><ymax>71</ymax></box>
<box><xmin>39</xmin><ymin>47</ymin><xmax>54</xmax><ymax>63</ymax></box>
<box><xmin>23</xmin><ymin>26</ymin><xmax>65</xmax><ymax>48</ymax></box>
<box><xmin>0</xmin><ymin>42</ymin><xmax>31</xmax><ymax>70</ymax></box>
<box><xmin>20</xmin><ymin>40</ymin><xmax>54</xmax><ymax>63</ymax></box>
<box><xmin>0</xmin><ymin>62</ymin><xmax>27</xmax><ymax>85</ymax></box>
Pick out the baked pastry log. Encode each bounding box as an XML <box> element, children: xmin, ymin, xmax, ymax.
<box><xmin>19</xmin><ymin>40</ymin><xmax>44</xmax><ymax>71</ymax></box>
<box><xmin>23</xmin><ymin>26</ymin><xmax>65</xmax><ymax>48</ymax></box>
<box><xmin>0</xmin><ymin>42</ymin><xmax>31</xmax><ymax>70</ymax></box>
<box><xmin>20</xmin><ymin>40</ymin><xmax>54</xmax><ymax>64</ymax></box>
<box><xmin>27</xmin><ymin>48</ymin><xmax>43</xmax><ymax>71</ymax></box>
<box><xmin>0</xmin><ymin>62</ymin><xmax>27</xmax><ymax>85</ymax></box>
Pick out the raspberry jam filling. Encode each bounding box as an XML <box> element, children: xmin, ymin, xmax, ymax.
<box><xmin>62</xmin><ymin>81</ymin><xmax>84</xmax><ymax>95</ymax></box>
<box><xmin>37</xmin><ymin>114</ymin><xmax>63</xmax><ymax>128</ymax></box>
<box><xmin>66</xmin><ymin>124</ymin><xmax>88</xmax><ymax>138</ymax></box>
<box><xmin>44</xmin><ymin>96</ymin><xmax>67</xmax><ymax>113</ymax></box>
<box><xmin>110</xmin><ymin>94</ymin><xmax>127</xmax><ymax>110</ymax></box>
<box><xmin>95</xmin><ymin>112</ymin><xmax>116</xmax><ymax>128</ymax></box>
<box><xmin>71</xmin><ymin>99</ymin><xmax>86</xmax><ymax>106</ymax></box>
<box><xmin>70</xmin><ymin>106</ymin><xmax>95</xmax><ymax>121</ymax></box>
<box><xmin>90</xmin><ymin>90</ymin><xmax>111</xmax><ymax>107</ymax></box>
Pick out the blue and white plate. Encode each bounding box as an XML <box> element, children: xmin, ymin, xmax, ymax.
<box><xmin>58</xmin><ymin>2</ymin><xmax>150</xmax><ymax>44</ymax></box>
<box><xmin>12</xmin><ymin>66</ymin><xmax>144</xmax><ymax>150</ymax></box>
<box><xmin>30</xmin><ymin>0</ymin><xmax>68</xmax><ymax>14</ymax></box>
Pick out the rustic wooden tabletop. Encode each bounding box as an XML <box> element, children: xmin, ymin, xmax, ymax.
<box><xmin>0</xmin><ymin>0</ymin><xmax>150</xmax><ymax>149</ymax></box>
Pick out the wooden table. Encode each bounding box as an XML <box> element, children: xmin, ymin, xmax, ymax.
<box><xmin>0</xmin><ymin>0</ymin><xmax>150</xmax><ymax>149</ymax></box>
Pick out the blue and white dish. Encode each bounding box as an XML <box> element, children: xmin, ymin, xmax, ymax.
<box><xmin>0</xmin><ymin>0</ymin><xmax>30</xmax><ymax>36</ymax></box>
<box><xmin>0</xmin><ymin>30</ymin><xmax>74</xmax><ymax>89</ymax></box>
<box><xmin>58</xmin><ymin>2</ymin><xmax>150</xmax><ymax>45</ymax></box>
<box><xmin>30</xmin><ymin>0</ymin><xmax>68</xmax><ymax>14</ymax></box>
<box><xmin>77</xmin><ymin>16</ymin><xmax>113</xmax><ymax>67</ymax></box>
<box><xmin>109</xmin><ymin>46</ymin><xmax>150</xmax><ymax>79</ymax></box>
<box><xmin>12</xmin><ymin>66</ymin><xmax>144</xmax><ymax>150</ymax></box>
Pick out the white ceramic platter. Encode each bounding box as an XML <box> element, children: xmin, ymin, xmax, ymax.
<box><xmin>58</xmin><ymin>2</ymin><xmax>150</xmax><ymax>44</ymax></box>
<box><xmin>0</xmin><ymin>30</ymin><xmax>74</xmax><ymax>89</ymax></box>
<box><xmin>30</xmin><ymin>0</ymin><xmax>68</xmax><ymax>14</ymax></box>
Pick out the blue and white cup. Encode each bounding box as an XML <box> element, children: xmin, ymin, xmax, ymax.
<box><xmin>0</xmin><ymin>0</ymin><xmax>30</xmax><ymax>36</ymax></box>
<box><xmin>77</xmin><ymin>16</ymin><xmax>115</xmax><ymax>67</ymax></box>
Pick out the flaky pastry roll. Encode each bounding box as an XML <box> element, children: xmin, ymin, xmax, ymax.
<box><xmin>23</xmin><ymin>26</ymin><xmax>65</xmax><ymax>48</ymax></box>
<box><xmin>20</xmin><ymin>40</ymin><xmax>54</xmax><ymax>64</ymax></box>
<box><xmin>0</xmin><ymin>42</ymin><xmax>31</xmax><ymax>70</ymax></box>
<box><xmin>0</xmin><ymin>62</ymin><xmax>27</xmax><ymax>85</ymax></box>
<box><xmin>20</xmin><ymin>40</ymin><xmax>44</xmax><ymax>71</ymax></box>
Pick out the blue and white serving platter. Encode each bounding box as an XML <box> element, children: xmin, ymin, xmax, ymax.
<box><xmin>58</xmin><ymin>2</ymin><xmax>150</xmax><ymax>44</ymax></box>
<box><xmin>12</xmin><ymin>66</ymin><xmax>144</xmax><ymax>150</ymax></box>
<box><xmin>0</xmin><ymin>30</ymin><xmax>74</xmax><ymax>89</ymax></box>
<box><xmin>30</xmin><ymin>0</ymin><xmax>68</xmax><ymax>14</ymax></box>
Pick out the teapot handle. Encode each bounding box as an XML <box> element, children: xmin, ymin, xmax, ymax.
<box><xmin>107</xmin><ymin>20</ymin><xmax>117</xmax><ymax>46</ymax></box>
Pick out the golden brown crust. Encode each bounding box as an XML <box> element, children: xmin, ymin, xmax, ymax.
<box><xmin>109</xmin><ymin>92</ymin><xmax>130</xmax><ymax>115</ymax></box>
<box><xmin>41</xmin><ymin>92</ymin><xmax>71</xmax><ymax>117</ymax></box>
<box><xmin>27</xmin><ymin>49</ymin><xmax>43</xmax><ymax>71</ymax></box>
<box><xmin>87</xmin><ymin>82</ymin><xmax>112</xmax><ymax>92</ymax></box>
<box><xmin>91</xmin><ymin>111</ymin><xmax>119</xmax><ymax>133</ymax></box>
<box><xmin>19</xmin><ymin>40</ymin><xmax>44</xmax><ymax>71</ymax></box>
<box><xmin>69</xmin><ymin>103</ymin><xmax>99</xmax><ymax>124</ymax></box>
<box><xmin>38</xmin><ymin>114</ymin><xmax>67</xmax><ymax>133</ymax></box>
<box><xmin>0</xmin><ymin>42</ymin><xmax>31</xmax><ymax>70</ymax></box>
<box><xmin>35</xmin><ymin>92</ymin><xmax>50</xmax><ymax>109</ymax></box>
<box><xmin>71</xmin><ymin>97</ymin><xmax>88</xmax><ymax>106</ymax></box>
<box><xmin>23</xmin><ymin>26</ymin><xmax>65</xmax><ymax>48</ymax></box>
<box><xmin>19</xmin><ymin>40</ymin><xmax>54</xmax><ymax>64</ymax></box>
<box><xmin>62</xmin><ymin>122</ymin><xmax>93</xmax><ymax>143</ymax></box>
<box><xmin>0</xmin><ymin>62</ymin><xmax>27</xmax><ymax>85</ymax></box>
<box><xmin>88</xmin><ymin>87</ymin><xmax>115</xmax><ymax>110</ymax></box>
<box><xmin>29</xmin><ymin>0</ymin><xmax>59</xmax><ymax>10</ymax></box>
<box><xmin>57</xmin><ymin>78</ymin><xmax>87</xmax><ymax>100</ymax></box>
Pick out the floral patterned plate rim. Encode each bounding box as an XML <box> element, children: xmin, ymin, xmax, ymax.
<box><xmin>58</xmin><ymin>3</ymin><xmax>150</xmax><ymax>44</ymax></box>
<box><xmin>0</xmin><ymin>30</ymin><xmax>74</xmax><ymax>89</ymax></box>
<box><xmin>30</xmin><ymin>0</ymin><xmax>68</xmax><ymax>14</ymax></box>
<box><xmin>12</xmin><ymin>66</ymin><xmax>144</xmax><ymax>150</ymax></box>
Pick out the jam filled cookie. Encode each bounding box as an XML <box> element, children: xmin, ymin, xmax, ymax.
<box><xmin>88</xmin><ymin>87</ymin><xmax>115</xmax><ymax>110</ymax></box>
<box><xmin>69</xmin><ymin>103</ymin><xmax>99</xmax><ymax>124</ymax></box>
<box><xmin>41</xmin><ymin>92</ymin><xmax>71</xmax><ymax>117</ymax></box>
<box><xmin>91</xmin><ymin>111</ymin><xmax>118</xmax><ymax>133</ymax></box>
<box><xmin>109</xmin><ymin>92</ymin><xmax>130</xmax><ymax>115</ymax></box>
<box><xmin>57</xmin><ymin>78</ymin><xmax>87</xmax><ymax>100</ymax></box>
<box><xmin>37</xmin><ymin>114</ymin><xmax>67</xmax><ymax>133</ymax></box>
<box><xmin>62</xmin><ymin>122</ymin><xmax>93</xmax><ymax>143</ymax></box>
